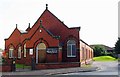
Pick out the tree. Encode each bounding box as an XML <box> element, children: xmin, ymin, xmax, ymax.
<box><xmin>115</xmin><ymin>38</ymin><xmax>120</xmax><ymax>54</ymax></box>
<box><xmin>93</xmin><ymin>45</ymin><xmax>106</xmax><ymax>57</ymax></box>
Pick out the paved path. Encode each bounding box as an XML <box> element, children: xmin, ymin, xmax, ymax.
<box><xmin>2</xmin><ymin>66</ymin><xmax>98</xmax><ymax>76</ymax></box>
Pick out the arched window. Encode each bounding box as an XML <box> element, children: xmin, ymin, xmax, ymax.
<box><xmin>18</xmin><ymin>46</ymin><xmax>21</xmax><ymax>58</ymax></box>
<box><xmin>37</xmin><ymin>43</ymin><xmax>46</xmax><ymax>50</ymax></box>
<box><xmin>24</xmin><ymin>44</ymin><xmax>26</xmax><ymax>57</ymax></box>
<box><xmin>9</xmin><ymin>46</ymin><xmax>14</xmax><ymax>58</ymax></box>
<box><xmin>67</xmin><ymin>40</ymin><xmax>76</xmax><ymax>57</ymax></box>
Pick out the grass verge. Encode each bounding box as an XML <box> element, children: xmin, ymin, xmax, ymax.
<box><xmin>93</xmin><ymin>56</ymin><xmax>117</xmax><ymax>61</ymax></box>
<box><xmin>16</xmin><ymin>64</ymin><xmax>31</xmax><ymax>68</ymax></box>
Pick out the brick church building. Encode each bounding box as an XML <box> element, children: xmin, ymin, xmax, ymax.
<box><xmin>4</xmin><ymin>4</ymin><xmax>93</xmax><ymax>69</ymax></box>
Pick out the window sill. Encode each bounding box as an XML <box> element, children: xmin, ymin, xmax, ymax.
<box><xmin>67</xmin><ymin>56</ymin><xmax>76</xmax><ymax>57</ymax></box>
<box><xmin>9</xmin><ymin>57</ymin><xmax>13</xmax><ymax>59</ymax></box>
<box><xmin>18</xmin><ymin>57</ymin><xmax>21</xmax><ymax>59</ymax></box>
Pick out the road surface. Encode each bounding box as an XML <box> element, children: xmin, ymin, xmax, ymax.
<box><xmin>59</xmin><ymin>61</ymin><xmax>119</xmax><ymax>77</ymax></box>
<box><xmin>1</xmin><ymin>61</ymin><xmax>119</xmax><ymax>77</ymax></box>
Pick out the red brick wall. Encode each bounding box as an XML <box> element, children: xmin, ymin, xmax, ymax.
<box><xmin>62</xmin><ymin>51</ymin><xmax>80</xmax><ymax>62</ymax></box>
<box><xmin>15</xmin><ymin>49</ymin><xmax>59</xmax><ymax>65</ymax></box>
<box><xmin>15</xmin><ymin>49</ymin><xmax>35</xmax><ymax>65</ymax></box>
<box><xmin>80</xmin><ymin>40</ymin><xmax>93</xmax><ymax>65</ymax></box>
<box><xmin>46</xmin><ymin>54</ymin><xmax>58</xmax><ymax>62</ymax></box>
<box><xmin>1</xmin><ymin>64</ymin><xmax>11</xmax><ymax>72</ymax></box>
<box><xmin>26</xmin><ymin>27</ymin><xmax>59</xmax><ymax>48</ymax></box>
<box><xmin>30</xmin><ymin>10</ymin><xmax>80</xmax><ymax>62</ymax></box>
<box><xmin>58</xmin><ymin>49</ymin><xmax>62</xmax><ymax>62</ymax></box>
<box><xmin>5</xmin><ymin>26</ymin><xmax>59</xmax><ymax>65</ymax></box>
<box><xmin>35</xmin><ymin>62</ymin><xmax>80</xmax><ymax>69</ymax></box>
<box><xmin>5</xmin><ymin>28</ymin><xmax>21</xmax><ymax>50</ymax></box>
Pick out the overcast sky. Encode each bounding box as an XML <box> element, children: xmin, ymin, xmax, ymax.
<box><xmin>0</xmin><ymin>0</ymin><xmax>119</xmax><ymax>49</ymax></box>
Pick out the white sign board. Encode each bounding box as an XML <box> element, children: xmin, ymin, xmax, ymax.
<box><xmin>29</xmin><ymin>49</ymin><xmax>33</xmax><ymax>55</ymax></box>
<box><xmin>47</xmin><ymin>48</ymin><xmax>58</xmax><ymax>53</ymax></box>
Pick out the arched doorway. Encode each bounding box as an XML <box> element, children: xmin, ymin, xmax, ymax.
<box><xmin>36</xmin><ymin>43</ymin><xmax>46</xmax><ymax>63</ymax></box>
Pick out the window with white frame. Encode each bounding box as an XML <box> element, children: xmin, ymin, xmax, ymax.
<box><xmin>24</xmin><ymin>44</ymin><xmax>26</xmax><ymax>57</ymax></box>
<box><xmin>18</xmin><ymin>46</ymin><xmax>21</xmax><ymax>58</ymax></box>
<box><xmin>9</xmin><ymin>47</ymin><xmax>14</xmax><ymax>58</ymax></box>
<box><xmin>67</xmin><ymin>40</ymin><xmax>76</xmax><ymax>57</ymax></box>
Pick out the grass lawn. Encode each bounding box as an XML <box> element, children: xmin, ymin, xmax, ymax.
<box><xmin>93</xmin><ymin>56</ymin><xmax>117</xmax><ymax>61</ymax></box>
<box><xmin>16</xmin><ymin>64</ymin><xmax>31</xmax><ymax>68</ymax></box>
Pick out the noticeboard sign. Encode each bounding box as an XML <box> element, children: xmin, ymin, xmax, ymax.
<box><xmin>29</xmin><ymin>49</ymin><xmax>33</xmax><ymax>55</ymax></box>
<box><xmin>46</xmin><ymin>48</ymin><xmax>58</xmax><ymax>53</ymax></box>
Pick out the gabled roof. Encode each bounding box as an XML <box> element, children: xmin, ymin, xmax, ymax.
<box><xmin>5</xmin><ymin>4</ymin><xmax>79</xmax><ymax>44</ymax></box>
<box><xmin>26</xmin><ymin>23</ymin><xmax>31</xmax><ymax>32</ymax></box>
<box><xmin>28</xmin><ymin>4</ymin><xmax>80</xmax><ymax>37</ymax></box>
<box><xmin>69</xmin><ymin>27</ymin><xmax>81</xmax><ymax>31</ymax></box>
<box><xmin>39</xmin><ymin>21</ymin><xmax>60</xmax><ymax>39</ymax></box>
<box><xmin>5</xmin><ymin>24</ymin><xmax>21</xmax><ymax>40</ymax></box>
